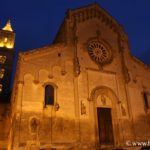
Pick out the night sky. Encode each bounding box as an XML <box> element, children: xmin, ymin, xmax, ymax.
<box><xmin>0</xmin><ymin>0</ymin><xmax>150</xmax><ymax>65</ymax></box>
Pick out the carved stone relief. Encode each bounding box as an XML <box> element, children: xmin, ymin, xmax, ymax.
<box><xmin>124</xmin><ymin>66</ymin><xmax>130</xmax><ymax>83</ymax></box>
<box><xmin>29</xmin><ymin>117</ymin><xmax>40</xmax><ymax>134</ymax></box>
<box><xmin>81</xmin><ymin>100</ymin><xmax>86</xmax><ymax>115</ymax></box>
<box><xmin>27</xmin><ymin>117</ymin><xmax>40</xmax><ymax>150</ymax></box>
<box><xmin>101</xmin><ymin>94</ymin><xmax>106</xmax><ymax>105</ymax></box>
<box><xmin>97</xmin><ymin>94</ymin><xmax>112</xmax><ymax>107</ymax></box>
<box><xmin>74</xmin><ymin>57</ymin><xmax>80</xmax><ymax>76</ymax></box>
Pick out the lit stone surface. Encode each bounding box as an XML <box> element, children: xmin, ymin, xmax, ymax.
<box><xmin>0</xmin><ymin>3</ymin><xmax>150</xmax><ymax>150</ymax></box>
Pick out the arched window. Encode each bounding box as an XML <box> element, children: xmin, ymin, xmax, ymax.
<box><xmin>45</xmin><ymin>85</ymin><xmax>54</xmax><ymax>106</ymax></box>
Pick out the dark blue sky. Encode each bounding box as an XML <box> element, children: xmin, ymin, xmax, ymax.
<box><xmin>0</xmin><ymin>0</ymin><xmax>150</xmax><ymax>65</ymax></box>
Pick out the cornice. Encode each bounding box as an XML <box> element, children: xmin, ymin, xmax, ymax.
<box><xmin>18</xmin><ymin>43</ymin><xmax>65</xmax><ymax>60</ymax></box>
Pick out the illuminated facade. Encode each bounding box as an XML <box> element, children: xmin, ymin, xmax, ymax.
<box><xmin>1</xmin><ymin>3</ymin><xmax>150</xmax><ymax>150</ymax></box>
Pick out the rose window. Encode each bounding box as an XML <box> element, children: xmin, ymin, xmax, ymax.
<box><xmin>88</xmin><ymin>41</ymin><xmax>112</xmax><ymax>65</ymax></box>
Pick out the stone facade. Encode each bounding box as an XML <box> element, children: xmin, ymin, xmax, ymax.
<box><xmin>2</xmin><ymin>3</ymin><xmax>150</xmax><ymax>150</ymax></box>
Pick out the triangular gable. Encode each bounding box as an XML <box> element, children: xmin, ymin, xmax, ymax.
<box><xmin>54</xmin><ymin>3</ymin><xmax>126</xmax><ymax>44</ymax></box>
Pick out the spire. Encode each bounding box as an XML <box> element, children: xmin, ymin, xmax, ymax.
<box><xmin>2</xmin><ymin>20</ymin><xmax>13</xmax><ymax>32</ymax></box>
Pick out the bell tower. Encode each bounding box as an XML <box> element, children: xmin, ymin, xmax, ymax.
<box><xmin>0</xmin><ymin>20</ymin><xmax>15</xmax><ymax>102</ymax></box>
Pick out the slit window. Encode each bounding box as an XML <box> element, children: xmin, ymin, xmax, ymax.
<box><xmin>45</xmin><ymin>85</ymin><xmax>54</xmax><ymax>105</ymax></box>
<box><xmin>143</xmin><ymin>92</ymin><xmax>149</xmax><ymax>110</ymax></box>
<box><xmin>0</xmin><ymin>69</ymin><xmax>5</xmax><ymax>79</ymax></box>
<box><xmin>0</xmin><ymin>84</ymin><xmax>2</xmax><ymax>93</ymax></box>
<box><xmin>0</xmin><ymin>56</ymin><xmax>6</xmax><ymax>64</ymax></box>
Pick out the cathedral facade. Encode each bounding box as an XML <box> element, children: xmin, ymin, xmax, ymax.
<box><xmin>0</xmin><ymin>3</ymin><xmax>150</xmax><ymax>150</ymax></box>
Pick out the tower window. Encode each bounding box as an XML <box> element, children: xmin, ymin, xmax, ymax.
<box><xmin>4</xmin><ymin>38</ymin><xmax>8</xmax><ymax>43</ymax></box>
<box><xmin>0</xmin><ymin>84</ymin><xmax>2</xmax><ymax>93</ymax></box>
<box><xmin>44</xmin><ymin>85</ymin><xmax>54</xmax><ymax>106</ymax></box>
<box><xmin>143</xmin><ymin>92</ymin><xmax>149</xmax><ymax>110</ymax></box>
<box><xmin>0</xmin><ymin>56</ymin><xmax>6</xmax><ymax>64</ymax></box>
<box><xmin>0</xmin><ymin>69</ymin><xmax>5</xmax><ymax>79</ymax></box>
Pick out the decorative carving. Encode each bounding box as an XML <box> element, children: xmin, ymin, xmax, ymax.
<box><xmin>101</xmin><ymin>95</ymin><xmax>106</xmax><ymax>105</ymax></box>
<box><xmin>87</xmin><ymin>40</ymin><xmax>113</xmax><ymax>67</ymax></box>
<box><xmin>118</xmin><ymin>36</ymin><xmax>131</xmax><ymax>84</ymax></box>
<box><xmin>90</xmin><ymin>86</ymin><xmax>120</xmax><ymax>104</ymax></box>
<box><xmin>81</xmin><ymin>101</ymin><xmax>86</xmax><ymax>115</ymax></box>
<box><xmin>54</xmin><ymin>103</ymin><xmax>60</xmax><ymax>111</ymax></box>
<box><xmin>30</xmin><ymin>119</ymin><xmax>38</xmax><ymax>133</ymax></box>
<box><xmin>74</xmin><ymin>57</ymin><xmax>80</xmax><ymax>76</ymax></box>
<box><xmin>69</xmin><ymin>4</ymin><xmax>124</xmax><ymax>35</ymax></box>
<box><xmin>29</xmin><ymin>117</ymin><xmax>40</xmax><ymax>134</ymax></box>
<box><xmin>73</xmin><ymin>25</ymin><xmax>80</xmax><ymax>77</ymax></box>
<box><xmin>124</xmin><ymin>66</ymin><xmax>130</xmax><ymax>83</ymax></box>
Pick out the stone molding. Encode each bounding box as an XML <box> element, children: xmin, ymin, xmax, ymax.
<box><xmin>67</xmin><ymin>3</ymin><xmax>126</xmax><ymax>36</ymax></box>
<box><xmin>89</xmin><ymin>85</ymin><xmax>120</xmax><ymax>103</ymax></box>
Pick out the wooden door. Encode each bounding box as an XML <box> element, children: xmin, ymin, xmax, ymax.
<box><xmin>97</xmin><ymin>108</ymin><xmax>114</xmax><ymax>145</ymax></box>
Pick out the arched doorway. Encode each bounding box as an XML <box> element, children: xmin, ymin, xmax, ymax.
<box><xmin>90</xmin><ymin>86</ymin><xmax>120</xmax><ymax>148</ymax></box>
<box><xmin>96</xmin><ymin>95</ymin><xmax>114</xmax><ymax>145</ymax></box>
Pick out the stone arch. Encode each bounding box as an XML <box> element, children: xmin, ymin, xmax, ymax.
<box><xmin>43</xmin><ymin>82</ymin><xmax>58</xmax><ymax>89</ymax></box>
<box><xmin>29</xmin><ymin>116</ymin><xmax>40</xmax><ymax>134</ymax></box>
<box><xmin>42</xmin><ymin>82</ymin><xmax>58</xmax><ymax>107</ymax></box>
<box><xmin>24</xmin><ymin>73</ymin><xmax>34</xmax><ymax>84</ymax></box>
<box><xmin>23</xmin><ymin>73</ymin><xmax>35</xmax><ymax>102</ymax></box>
<box><xmin>89</xmin><ymin>86</ymin><xmax>121</xmax><ymax>147</ymax></box>
<box><xmin>90</xmin><ymin>85</ymin><xmax>120</xmax><ymax>104</ymax></box>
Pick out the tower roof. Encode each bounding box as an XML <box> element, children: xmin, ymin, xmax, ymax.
<box><xmin>2</xmin><ymin>20</ymin><xmax>13</xmax><ymax>32</ymax></box>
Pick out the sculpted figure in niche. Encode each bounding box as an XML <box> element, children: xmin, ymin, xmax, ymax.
<box><xmin>81</xmin><ymin>101</ymin><xmax>86</xmax><ymax>115</ymax></box>
<box><xmin>30</xmin><ymin>117</ymin><xmax>39</xmax><ymax>134</ymax></box>
<box><xmin>101</xmin><ymin>95</ymin><xmax>106</xmax><ymax>105</ymax></box>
